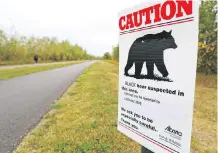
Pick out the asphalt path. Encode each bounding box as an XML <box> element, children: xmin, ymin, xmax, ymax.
<box><xmin>0</xmin><ymin>61</ymin><xmax>95</xmax><ymax>153</ymax></box>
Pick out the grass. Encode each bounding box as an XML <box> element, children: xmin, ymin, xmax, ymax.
<box><xmin>104</xmin><ymin>60</ymin><xmax>119</xmax><ymax>65</ymax></box>
<box><xmin>0</xmin><ymin>60</ymin><xmax>73</xmax><ymax>66</ymax></box>
<box><xmin>191</xmin><ymin>73</ymin><xmax>217</xmax><ymax>153</ymax></box>
<box><xmin>14</xmin><ymin>61</ymin><xmax>216</xmax><ymax>153</ymax></box>
<box><xmin>0</xmin><ymin>61</ymin><xmax>86</xmax><ymax>80</ymax></box>
<box><xmin>0</xmin><ymin>60</ymin><xmax>36</xmax><ymax>66</ymax></box>
<box><xmin>125</xmin><ymin>74</ymin><xmax>173</xmax><ymax>82</ymax></box>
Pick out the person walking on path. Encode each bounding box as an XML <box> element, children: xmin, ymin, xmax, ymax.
<box><xmin>34</xmin><ymin>54</ymin><xmax>38</xmax><ymax>64</ymax></box>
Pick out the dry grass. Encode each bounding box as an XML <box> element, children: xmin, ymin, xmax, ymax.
<box><xmin>14</xmin><ymin>61</ymin><xmax>216</xmax><ymax>153</ymax></box>
<box><xmin>191</xmin><ymin>73</ymin><xmax>217</xmax><ymax>153</ymax></box>
<box><xmin>104</xmin><ymin>60</ymin><xmax>119</xmax><ymax>65</ymax></box>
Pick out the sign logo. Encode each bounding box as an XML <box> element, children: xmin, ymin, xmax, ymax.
<box><xmin>165</xmin><ymin>126</ymin><xmax>182</xmax><ymax>137</ymax></box>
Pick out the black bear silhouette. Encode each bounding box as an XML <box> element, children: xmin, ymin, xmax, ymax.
<box><xmin>124</xmin><ymin>30</ymin><xmax>177</xmax><ymax>80</ymax></box>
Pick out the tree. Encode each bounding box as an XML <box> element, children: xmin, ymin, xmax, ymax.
<box><xmin>103</xmin><ymin>52</ymin><xmax>111</xmax><ymax>60</ymax></box>
<box><xmin>112</xmin><ymin>44</ymin><xmax>119</xmax><ymax>61</ymax></box>
<box><xmin>198</xmin><ymin>1</ymin><xmax>217</xmax><ymax>74</ymax></box>
<box><xmin>0</xmin><ymin>30</ymin><xmax>7</xmax><ymax>61</ymax></box>
<box><xmin>0</xmin><ymin>29</ymin><xmax>96</xmax><ymax>65</ymax></box>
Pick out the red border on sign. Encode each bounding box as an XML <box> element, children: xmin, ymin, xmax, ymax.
<box><xmin>120</xmin><ymin>19</ymin><xmax>194</xmax><ymax>35</ymax></box>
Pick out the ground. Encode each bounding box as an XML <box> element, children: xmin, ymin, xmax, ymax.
<box><xmin>14</xmin><ymin>61</ymin><xmax>217</xmax><ymax>153</ymax></box>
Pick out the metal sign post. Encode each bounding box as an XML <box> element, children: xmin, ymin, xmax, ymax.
<box><xmin>141</xmin><ymin>146</ymin><xmax>154</xmax><ymax>153</ymax></box>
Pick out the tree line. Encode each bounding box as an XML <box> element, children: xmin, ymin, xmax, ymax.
<box><xmin>104</xmin><ymin>1</ymin><xmax>217</xmax><ymax>74</ymax></box>
<box><xmin>0</xmin><ymin>31</ymin><xmax>100</xmax><ymax>65</ymax></box>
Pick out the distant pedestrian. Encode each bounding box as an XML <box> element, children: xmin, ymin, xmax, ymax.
<box><xmin>34</xmin><ymin>55</ymin><xmax>38</xmax><ymax>64</ymax></box>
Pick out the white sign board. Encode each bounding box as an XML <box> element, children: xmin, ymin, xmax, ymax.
<box><xmin>117</xmin><ymin>0</ymin><xmax>199</xmax><ymax>153</ymax></box>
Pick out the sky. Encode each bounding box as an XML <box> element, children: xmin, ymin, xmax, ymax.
<box><xmin>0</xmin><ymin>0</ymin><xmax>146</xmax><ymax>56</ymax></box>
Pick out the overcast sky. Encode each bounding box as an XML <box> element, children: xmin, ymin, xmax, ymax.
<box><xmin>0</xmin><ymin>0</ymin><xmax>147</xmax><ymax>56</ymax></box>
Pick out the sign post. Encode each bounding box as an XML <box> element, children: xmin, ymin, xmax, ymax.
<box><xmin>117</xmin><ymin>0</ymin><xmax>199</xmax><ymax>153</ymax></box>
<box><xmin>141</xmin><ymin>146</ymin><xmax>154</xmax><ymax>153</ymax></box>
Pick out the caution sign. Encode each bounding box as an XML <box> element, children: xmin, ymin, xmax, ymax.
<box><xmin>117</xmin><ymin>0</ymin><xmax>199</xmax><ymax>153</ymax></box>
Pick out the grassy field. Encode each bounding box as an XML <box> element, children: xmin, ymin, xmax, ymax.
<box><xmin>0</xmin><ymin>61</ymin><xmax>86</xmax><ymax>80</ymax></box>
<box><xmin>14</xmin><ymin>61</ymin><xmax>216</xmax><ymax>153</ymax></box>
